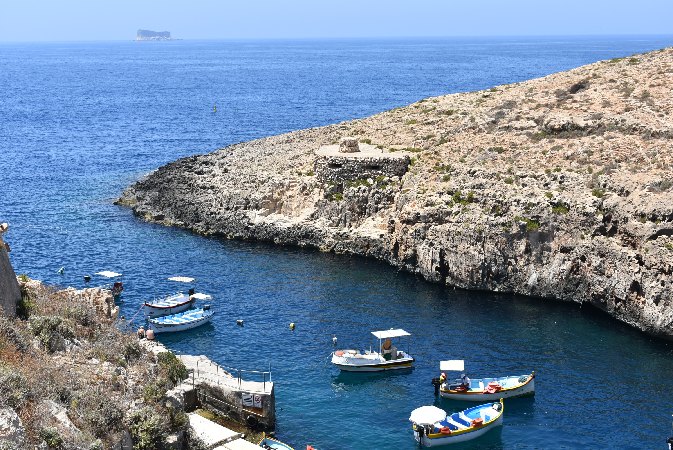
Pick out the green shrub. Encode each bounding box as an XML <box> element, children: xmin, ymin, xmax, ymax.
<box><xmin>157</xmin><ymin>352</ymin><xmax>188</xmax><ymax>385</ymax></box>
<box><xmin>514</xmin><ymin>216</ymin><xmax>541</xmax><ymax>232</ymax></box>
<box><xmin>405</xmin><ymin>119</ymin><xmax>418</xmax><ymax>125</ymax></box>
<box><xmin>544</xmin><ymin>191</ymin><xmax>553</xmax><ymax>199</ymax></box>
<box><xmin>359</xmin><ymin>138</ymin><xmax>372</xmax><ymax>144</ymax></box>
<box><xmin>142</xmin><ymin>381</ymin><xmax>166</xmax><ymax>404</ymax></box>
<box><xmin>77</xmin><ymin>388</ymin><xmax>124</xmax><ymax>438</ymax></box>
<box><xmin>29</xmin><ymin>316</ymin><xmax>74</xmax><ymax>353</ymax></box>
<box><xmin>591</xmin><ymin>188</ymin><xmax>605</xmax><ymax>198</ymax></box>
<box><xmin>128</xmin><ymin>407</ymin><xmax>167</xmax><ymax>450</ymax></box>
<box><xmin>123</xmin><ymin>341</ymin><xmax>143</xmax><ymax>363</ymax></box>
<box><xmin>552</xmin><ymin>205</ymin><xmax>569</xmax><ymax>214</ymax></box>
<box><xmin>0</xmin><ymin>365</ymin><xmax>32</xmax><ymax>408</ymax></box>
<box><xmin>39</xmin><ymin>427</ymin><xmax>64</xmax><ymax>449</ymax></box>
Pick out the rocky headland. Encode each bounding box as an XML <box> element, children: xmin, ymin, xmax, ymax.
<box><xmin>118</xmin><ymin>48</ymin><xmax>673</xmax><ymax>340</ymax></box>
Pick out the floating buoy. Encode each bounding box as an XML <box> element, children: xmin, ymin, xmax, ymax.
<box><xmin>83</xmin><ymin>275</ymin><xmax>91</xmax><ymax>283</ymax></box>
<box><xmin>289</xmin><ymin>322</ymin><xmax>295</xmax><ymax>331</ymax></box>
<box><xmin>213</xmin><ymin>104</ymin><xmax>217</xmax><ymax>113</ymax></box>
<box><xmin>236</xmin><ymin>319</ymin><xmax>244</xmax><ymax>326</ymax></box>
<box><xmin>57</xmin><ymin>267</ymin><xmax>65</xmax><ymax>275</ymax></box>
<box><xmin>332</xmin><ymin>335</ymin><xmax>337</xmax><ymax>345</ymax></box>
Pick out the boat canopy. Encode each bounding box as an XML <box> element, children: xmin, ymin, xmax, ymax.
<box><xmin>409</xmin><ymin>405</ymin><xmax>446</xmax><ymax>425</ymax></box>
<box><xmin>168</xmin><ymin>276</ymin><xmax>195</xmax><ymax>283</ymax></box>
<box><xmin>96</xmin><ymin>271</ymin><xmax>122</xmax><ymax>278</ymax></box>
<box><xmin>372</xmin><ymin>329</ymin><xmax>410</xmax><ymax>339</ymax></box>
<box><xmin>191</xmin><ymin>293</ymin><xmax>212</xmax><ymax>300</ymax></box>
<box><xmin>440</xmin><ymin>360</ymin><xmax>465</xmax><ymax>372</ymax></box>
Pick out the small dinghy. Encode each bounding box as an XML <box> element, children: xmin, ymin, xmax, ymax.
<box><xmin>258</xmin><ymin>435</ymin><xmax>294</xmax><ymax>450</ymax></box>
<box><xmin>432</xmin><ymin>360</ymin><xmax>535</xmax><ymax>401</ymax></box>
<box><xmin>410</xmin><ymin>400</ymin><xmax>504</xmax><ymax>447</ymax></box>
<box><xmin>148</xmin><ymin>305</ymin><xmax>214</xmax><ymax>334</ymax></box>
<box><xmin>331</xmin><ymin>329</ymin><xmax>414</xmax><ymax>372</ymax></box>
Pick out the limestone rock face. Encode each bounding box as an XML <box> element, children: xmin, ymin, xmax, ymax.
<box><xmin>0</xmin><ymin>229</ymin><xmax>20</xmax><ymax>318</ymax></box>
<box><xmin>338</xmin><ymin>137</ymin><xmax>360</xmax><ymax>153</ymax></box>
<box><xmin>118</xmin><ymin>47</ymin><xmax>673</xmax><ymax>340</ymax></box>
<box><xmin>0</xmin><ymin>408</ymin><xmax>26</xmax><ymax>448</ymax></box>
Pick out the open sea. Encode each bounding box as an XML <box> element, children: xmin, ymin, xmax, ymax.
<box><xmin>2</xmin><ymin>36</ymin><xmax>673</xmax><ymax>449</ymax></box>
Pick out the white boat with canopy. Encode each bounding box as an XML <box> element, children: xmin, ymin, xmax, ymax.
<box><xmin>331</xmin><ymin>329</ymin><xmax>414</xmax><ymax>372</ymax></box>
<box><xmin>432</xmin><ymin>360</ymin><xmax>535</xmax><ymax>401</ymax></box>
<box><xmin>410</xmin><ymin>400</ymin><xmax>504</xmax><ymax>447</ymax></box>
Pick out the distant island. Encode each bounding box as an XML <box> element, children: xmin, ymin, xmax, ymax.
<box><xmin>135</xmin><ymin>29</ymin><xmax>172</xmax><ymax>41</ymax></box>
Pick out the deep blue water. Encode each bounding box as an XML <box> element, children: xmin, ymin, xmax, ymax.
<box><xmin>2</xmin><ymin>36</ymin><xmax>673</xmax><ymax>449</ymax></box>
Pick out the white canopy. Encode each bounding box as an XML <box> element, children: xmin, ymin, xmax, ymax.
<box><xmin>191</xmin><ymin>293</ymin><xmax>212</xmax><ymax>300</ymax></box>
<box><xmin>440</xmin><ymin>360</ymin><xmax>465</xmax><ymax>372</ymax></box>
<box><xmin>96</xmin><ymin>271</ymin><xmax>122</xmax><ymax>278</ymax></box>
<box><xmin>372</xmin><ymin>329</ymin><xmax>411</xmax><ymax>339</ymax></box>
<box><xmin>409</xmin><ymin>405</ymin><xmax>446</xmax><ymax>425</ymax></box>
<box><xmin>168</xmin><ymin>276</ymin><xmax>195</xmax><ymax>283</ymax></box>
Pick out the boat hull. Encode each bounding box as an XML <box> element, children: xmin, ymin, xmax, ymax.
<box><xmin>148</xmin><ymin>309</ymin><xmax>213</xmax><ymax>334</ymax></box>
<box><xmin>332</xmin><ymin>351</ymin><xmax>414</xmax><ymax>372</ymax></box>
<box><xmin>440</xmin><ymin>373</ymin><xmax>535</xmax><ymax>401</ymax></box>
<box><xmin>415</xmin><ymin>414</ymin><xmax>503</xmax><ymax>446</ymax></box>
<box><xmin>144</xmin><ymin>294</ymin><xmax>194</xmax><ymax>318</ymax></box>
<box><xmin>259</xmin><ymin>437</ymin><xmax>294</xmax><ymax>449</ymax></box>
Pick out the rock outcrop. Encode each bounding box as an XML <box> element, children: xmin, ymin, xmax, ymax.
<box><xmin>118</xmin><ymin>48</ymin><xmax>673</xmax><ymax>340</ymax></box>
<box><xmin>0</xmin><ymin>224</ymin><xmax>20</xmax><ymax>318</ymax></box>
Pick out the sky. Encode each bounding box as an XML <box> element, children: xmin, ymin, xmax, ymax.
<box><xmin>0</xmin><ymin>0</ymin><xmax>672</xmax><ymax>42</ymax></box>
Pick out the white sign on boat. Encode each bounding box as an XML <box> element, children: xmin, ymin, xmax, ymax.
<box><xmin>409</xmin><ymin>405</ymin><xmax>446</xmax><ymax>425</ymax></box>
<box><xmin>371</xmin><ymin>329</ymin><xmax>411</xmax><ymax>339</ymax></box>
<box><xmin>168</xmin><ymin>276</ymin><xmax>195</xmax><ymax>283</ymax></box>
<box><xmin>440</xmin><ymin>360</ymin><xmax>465</xmax><ymax>372</ymax></box>
<box><xmin>95</xmin><ymin>271</ymin><xmax>122</xmax><ymax>278</ymax></box>
<box><xmin>191</xmin><ymin>293</ymin><xmax>212</xmax><ymax>300</ymax></box>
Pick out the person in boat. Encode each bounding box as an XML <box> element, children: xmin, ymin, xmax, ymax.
<box><xmin>460</xmin><ymin>373</ymin><xmax>471</xmax><ymax>390</ymax></box>
<box><xmin>381</xmin><ymin>338</ymin><xmax>393</xmax><ymax>360</ymax></box>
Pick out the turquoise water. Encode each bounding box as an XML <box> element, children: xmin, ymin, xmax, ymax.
<box><xmin>2</xmin><ymin>37</ymin><xmax>673</xmax><ymax>449</ymax></box>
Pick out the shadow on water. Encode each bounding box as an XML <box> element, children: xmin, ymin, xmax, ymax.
<box><xmin>332</xmin><ymin>368</ymin><xmax>415</xmax><ymax>386</ymax></box>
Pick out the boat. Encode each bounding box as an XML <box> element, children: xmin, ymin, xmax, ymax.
<box><xmin>143</xmin><ymin>292</ymin><xmax>195</xmax><ymax>318</ymax></box>
<box><xmin>95</xmin><ymin>271</ymin><xmax>124</xmax><ymax>301</ymax></box>
<box><xmin>331</xmin><ymin>329</ymin><xmax>414</xmax><ymax>372</ymax></box>
<box><xmin>668</xmin><ymin>414</ymin><xmax>673</xmax><ymax>450</ymax></box>
<box><xmin>409</xmin><ymin>400</ymin><xmax>504</xmax><ymax>447</ymax></box>
<box><xmin>432</xmin><ymin>360</ymin><xmax>535</xmax><ymax>401</ymax></box>
<box><xmin>258</xmin><ymin>435</ymin><xmax>294</xmax><ymax>450</ymax></box>
<box><xmin>147</xmin><ymin>305</ymin><xmax>214</xmax><ymax>333</ymax></box>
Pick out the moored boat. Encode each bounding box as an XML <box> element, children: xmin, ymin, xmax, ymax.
<box><xmin>410</xmin><ymin>400</ymin><xmax>504</xmax><ymax>447</ymax></box>
<box><xmin>258</xmin><ymin>435</ymin><xmax>294</xmax><ymax>450</ymax></box>
<box><xmin>147</xmin><ymin>305</ymin><xmax>214</xmax><ymax>333</ymax></box>
<box><xmin>432</xmin><ymin>360</ymin><xmax>535</xmax><ymax>401</ymax></box>
<box><xmin>331</xmin><ymin>329</ymin><xmax>414</xmax><ymax>372</ymax></box>
<box><xmin>144</xmin><ymin>292</ymin><xmax>195</xmax><ymax>318</ymax></box>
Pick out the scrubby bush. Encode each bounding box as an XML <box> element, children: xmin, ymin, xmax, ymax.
<box><xmin>29</xmin><ymin>316</ymin><xmax>74</xmax><ymax>353</ymax></box>
<box><xmin>0</xmin><ymin>365</ymin><xmax>32</xmax><ymax>408</ymax></box>
<box><xmin>75</xmin><ymin>388</ymin><xmax>124</xmax><ymax>438</ymax></box>
<box><xmin>39</xmin><ymin>427</ymin><xmax>64</xmax><ymax>449</ymax></box>
<box><xmin>157</xmin><ymin>352</ymin><xmax>188</xmax><ymax>386</ymax></box>
<box><xmin>0</xmin><ymin>317</ymin><xmax>30</xmax><ymax>353</ymax></box>
<box><xmin>128</xmin><ymin>407</ymin><xmax>167</xmax><ymax>450</ymax></box>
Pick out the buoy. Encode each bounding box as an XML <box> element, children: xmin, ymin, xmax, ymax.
<box><xmin>146</xmin><ymin>329</ymin><xmax>155</xmax><ymax>340</ymax></box>
<box><xmin>213</xmin><ymin>104</ymin><xmax>217</xmax><ymax>113</ymax></box>
<box><xmin>83</xmin><ymin>275</ymin><xmax>91</xmax><ymax>283</ymax></box>
<box><xmin>332</xmin><ymin>335</ymin><xmax>337</xmax><ymax>345</ymax></box>
<box><xmin>57</xmin><ymin>267</ymin><xmax>65</xmax><ymax>275</ymax></box>
<box><xmin>289</xmin><ymin>322</ymin><xmax>295</xmax><ymax>331</ymax></box>
<box><xmin>236</xmin><ymin>319</ymin><xmax>244</xmax><ymax>326</ymax></box>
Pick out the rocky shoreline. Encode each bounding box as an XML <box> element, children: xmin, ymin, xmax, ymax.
<box><xmin>118</xmin><ymin>48</ymin><xmax>673</xmax><ymax>340</ymax></box>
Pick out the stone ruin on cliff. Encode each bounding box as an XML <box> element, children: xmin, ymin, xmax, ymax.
<box><xmin>0</xmin><ymin>223</ymin><xmax>20</xmax><ymax>317</ymax></box>
<box><xmin>314</xmin><ymin>137</ymin><xmax>411</xmax><ymax>182</ymax></box>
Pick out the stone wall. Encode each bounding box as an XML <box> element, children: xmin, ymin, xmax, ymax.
<box><xmin>314</xmin><ymin>154</ymin><xmax>410</xmax><ymax>182</ymax></box>
<box><xmin>0</xmin><ymin>233</ymin><xmax>19</xmax><ymax>318</ymax></box>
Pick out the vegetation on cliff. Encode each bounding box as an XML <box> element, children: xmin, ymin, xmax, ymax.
<box><xmin>119</xmin><ymin>47</ymin><xmax>673</xmax><ymax>340</ymax></box>
<box><xmin>0</xmin><ymin>280</ymin><xmax>196</xmax><ymax>449</ymax></box>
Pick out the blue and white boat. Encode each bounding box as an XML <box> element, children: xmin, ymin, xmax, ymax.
<box><xmin>144</xmin><ymin>292</ymin><xmax>195</xmax><ymax>318</ymax></box>
<box><xmin>435</xmin><ymin>360</ymin><xmax>535</xmax><ymax>401</ymax></box>
<box><xmin>259</xmin><ymin>435</ymin><xmax>294</xmax><ymax>450</ymax></box>
<box><xmin>147</xmin><ymin>305</ymin><xmax>214</xmax><ymax>333</ymax></box>
<box><xmin>410</xmin><ymin>400</ymin><xmax>504</xmax><ymax>447</ymax></box>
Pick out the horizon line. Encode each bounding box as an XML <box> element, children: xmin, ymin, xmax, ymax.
<box><xmin>2</xmin><ymin>32</ymin><xmax>673</xmax><ymax>45</ymax></box>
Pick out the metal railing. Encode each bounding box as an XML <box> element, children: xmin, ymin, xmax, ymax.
<box><xmin>193</xmin><ymin>359</ymin><xmax>272</xmax><ymax>393</ymax></box>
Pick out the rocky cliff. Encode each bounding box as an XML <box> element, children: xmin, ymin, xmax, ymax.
<box><xmin>0</xmin><ymin>224</ymin><xmax>19</xmax><ymax>318</ymax></box>
<box><xmin>118</xmin><ymin>48</ymin><xmax>673</xmax><ymax>340</ymax></box>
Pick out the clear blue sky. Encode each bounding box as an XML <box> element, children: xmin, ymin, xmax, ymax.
<box><xmin>1</xmin><ymin>0</ymin><xmax>672</xmax><ymax>42</ymax></box>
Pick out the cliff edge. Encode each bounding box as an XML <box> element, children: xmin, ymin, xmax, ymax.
<box><xmin>0</xmin><ymin>224</ymin><xmax>19</xmax><ymax>317</ymax></box>
<box><xmin>118</xmin><ymin>48</ymin><xmax>673</xmax><ymax>340</ymax></box>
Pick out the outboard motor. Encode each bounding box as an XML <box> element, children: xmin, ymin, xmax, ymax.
<box><xmin>668</xmin><ymin>436</ymin><xmax>673</xmax><ymax>450</ymax></box>
<box><xmin>188</xmin><ymin>287</ymin><xmax>195</xmax><ymax>296</ymax></box>
<box><xmin>431</xmin><ymin>377</ymin><xmax>442</xmax><ymax>396</ymax></box>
